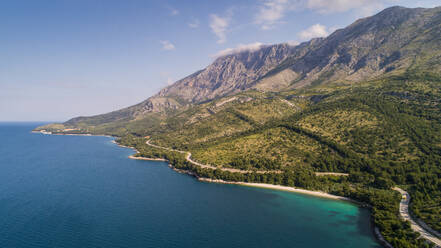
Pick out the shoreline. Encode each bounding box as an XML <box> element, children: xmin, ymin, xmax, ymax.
<box><xmin>108</xmin><ymin>139</ymin><xmax>169</xmax><ymax>162</ymax></box>
<box><xmin>32</xmin><ymin>130</ymin><xmax>168</xmax><ymax>162</ymax></box>
<box><xmin>197</xmin><ymin>178</ymin><xmax>360</xmax><ymax>204</ymax></box>
<box><xmin>32</xmin><ymin>131</ymin><xmax>366</xmax><ymax>205</ymax></box>
<box><xmin>34</xmin><ymin>129</ymin><xmax>388</xmax><ymax>247</ymax></box>
<box><xmin>127</xmin><ymin>153</ymin><xmax>389</xmax><ymax>246</ymax></box>
<box><xmin>31</xmin><ymin>130</ymin><xmax>114</xmax><ymax>138</ymax></box>
<box><xmin>128</xmin><ymin>155</ymin><xmax>167</xmax><ymax>161</ymax></box>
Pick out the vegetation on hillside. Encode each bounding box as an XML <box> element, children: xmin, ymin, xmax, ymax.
<box><xmin>110</xmin><ymin>72</ymin><xmax>441</xmax><ymax>248</ymax></box>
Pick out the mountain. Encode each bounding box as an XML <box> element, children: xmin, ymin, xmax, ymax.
<box><xmin>61</xmin><ymin>43</ymin><xmax>301</xmax><ymax>127</ymax></box>
<box><xmin>157</xmin><ymin>43</ymin><xmax>299</xmax><ymax>102</ymax></box>
<box><xmin>49</xmin><ymin>6</ymin><xmax>441</xmax><ymax>130</ymax></box>
<box><xmin>257</xmin><ymin>6</ymin><xmax>441</xmax><ymax>87</ymax></box>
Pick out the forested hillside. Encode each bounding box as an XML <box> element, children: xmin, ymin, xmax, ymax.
<box><xmin>119</xmin><ymin>72</ymin><xmax>441</xmax><ymax>247</ymax></box>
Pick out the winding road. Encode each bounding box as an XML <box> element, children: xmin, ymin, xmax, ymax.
<box><xmin>145</xmin><ymin>139</ymin><xmax>352</xmax><ymax>177</ymax></box>
<box><xmin>145</xmin><ymin>140</ymin><xmax>280</xmax><ymax>174</ymax></box>
<box><xmin>393</xmin><ymin>187</ymin><xmax>441</xmax><ymax>247</ymax></box>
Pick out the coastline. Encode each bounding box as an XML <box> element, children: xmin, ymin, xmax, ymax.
<box><xmin>128</xmin><ymin>155</ymin><xmax>167</xmax><ymax>161</ymax></box>
<box><xmin>34</xmin><ymin>129</ymin><xmax>388</xmax><ymax>247</ymax></box>
<box><xmin>31</xmin><ymin>130</ymin><xmax>114</xmax><ymax>138</ymax></box>
<box><xmin>32</xmin><ymin>130</ymin><xmax>147</xmax><ymax>161</ymax></box>
<box><xmin>108</xmin><ymin>140</ymin><xmax>162</xmax><ymax>161</ymax></box>
<box><xmin>195</xmin><ymin>178</ymin><xmax>391</xmax><ymax>246</ymax></box>
<box><xmin>133</xmin><ymin>153</ymin><xmax>390</xmax><ymax>246</ymax></box>
<box><xmin>32</xmin><ymin>131</ymin><xmax>366</xmax><ymax>205</ymax></box>
<box><xmin>197</xmin><ymin>178</ymin><xmax>358</xmax><ymax>203</ymax></box>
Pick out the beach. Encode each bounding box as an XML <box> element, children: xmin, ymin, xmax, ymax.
<box><xmin>128</xmin><ymin>155</ymin><xmax>167</xmax><ymax>161</ymax></box>
<box><xmin>197</xmin><ymin>178</ymin><xmax>358</xmax><ymax>203</ymax></box>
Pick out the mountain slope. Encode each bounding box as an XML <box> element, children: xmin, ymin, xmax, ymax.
<box><xmin>53</xmin><ymin>43</ymin><xmax>302</xmax><ymax>129</ymax></box>
<box><xmin>157</xmin><ymin>43</ymin><xmax>299</xmax><ymax>102</ymax></box>
<box><xmin>41</xmin><ymin>6</ymin><xmax>441</xmax><ymax>131</ymax></box>
<box><xmin>259</xmin><ymin>6</ymin><xmax>441</xmax><ymax>88</ymax></box>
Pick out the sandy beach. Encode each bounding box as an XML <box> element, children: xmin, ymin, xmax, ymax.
<box><xmin>197</xmin><ymin>178</ymin><xmax>359</xmax><ymax>203</ymax></box>
<box><xmin>112</xmin><ymin>141</ymin><xmax>168</xmax><ymax>162</ymax></box>
<box><xmin>128</xmin><ymin>155</ymin><xmax>167</xmax><ymax>161</ymax></box>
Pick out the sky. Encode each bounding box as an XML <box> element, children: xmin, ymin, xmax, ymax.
<box><xmin>1</xmin><ymin>0</ymin><xmax>439</xmax><ymax>121</ymax></box>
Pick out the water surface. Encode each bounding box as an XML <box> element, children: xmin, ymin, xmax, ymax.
<box><xmin>0</xmin><ymin>123</ymin><xmax>381</xmax><ymax>248</ymax></box>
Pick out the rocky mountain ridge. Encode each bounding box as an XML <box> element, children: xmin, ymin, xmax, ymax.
<box><xmin>57</xmin><ymin>6</ymin><xmax>441</xmax><ymax>127</ymax></box>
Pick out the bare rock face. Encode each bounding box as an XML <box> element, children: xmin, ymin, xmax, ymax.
<box><xmin>156</xmin><ymin>43</ymin><xmax>298</xmax><ymax>103</ymax></box>
<box><xmin>270</xmin><ymin>6</ymin><xmax>441</xmax><ymax>87</ymax></box>
<box><xmin>253</xmin><ymin>69</ymin><xmax>299</xmax><ymax>91</ymax></box>
<box><xmin>132</xmin><ymin>97</ymin><xmax>182</xmax><ymax>116</ymax></box>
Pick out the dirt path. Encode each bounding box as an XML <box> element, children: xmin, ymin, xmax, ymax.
<box><xmin>393</xmin><ymin>187</ymin><xmax>441</xmax><ymax>247</ymax></box>
<box><xmin>145</xmin><ymin>140</ymin><xmax>280</xmax><ymax>174</ymax></box>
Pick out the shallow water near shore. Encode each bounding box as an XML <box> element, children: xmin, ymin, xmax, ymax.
<box><xmin>0</xmin><ymin>123</ymin><xmax>381</xmax><ymax>248</ymax></box>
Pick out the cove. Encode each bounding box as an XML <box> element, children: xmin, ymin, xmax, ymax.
<box><xmin>0</xmin><ymin>123</ymin><xmax>381</xmax><ymax>248</ymax></box>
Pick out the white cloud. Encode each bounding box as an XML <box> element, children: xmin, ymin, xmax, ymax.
<box><xmin>160</xmin><ymin>72</ymin><xmax>175</xmax><ymax>85</ymax></box>
<box><xmin>286</xmin><ymin>40</ymin><xmax>299</xmax><ymax>46</ymax></box>
<box><xmin>299</xmin><ymin>24</ymin><xmax>329</xmax><ymax>40</ymax></box>
<box><xmin>188</xmin><ymin>18</ymin><xmax>200</xmax><ymax>28</ymax></box>
<box><xmin>306</xmin><ymin>0</ymin><xmax>385</xmax><ymax>16</ymax></box>
<box><xmin>171</xmin><ymin>9</ymin><xmax>179</xmax><ymax>15</ymax></box>
<box><xmin>166</xmin><ymin>6</ymin><xmax>179</xmax><ymax>16</ymax></box>
<box><xmin>160</xmin><ymin>40</ymin><xmax>175</xmax><ymax>51</ymax></box>
<box><xmin>253</xmin><ymin>0</ymin><xmax>390</xmax><ymax>30</ymax></box>
<box><xmin>166</xmin><ymin>77</ymin><xmax>174</xmax><ymax>85</ymax></box>
<box><xmin>210</xmin><ymin>14</ymin><xmax>230</xmax><ymax>44</ymax></box>
<box><xmin>255</xmin><ymin>0</ymin><xmax>296</xmax><ymax>30</ymax></box>
<box><xmin>328</xmin><ymin>25</ymin><xmax>340</xmax><ymax>34</ymax></box>
<box><xmin>213</xmin><ymin>42</ymin><xmax>266</xmax><ymax>57</ymax></box>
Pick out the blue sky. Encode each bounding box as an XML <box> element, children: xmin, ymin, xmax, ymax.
<box><xmin>1</xmin><ymin>0</ymin><xmax>439</xmax><ymax>121</ymax></box>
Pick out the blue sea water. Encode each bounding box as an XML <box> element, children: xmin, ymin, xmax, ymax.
<box><xmin>0</xmin><ymin>123</ymin><xmax>381</xmax><ymax>248</ymax></box>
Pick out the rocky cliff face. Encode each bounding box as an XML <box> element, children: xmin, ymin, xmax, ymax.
<box><xmin>158</xmin><ymin>6</ymin><xmax>441</xmax><ymax>102</ymax></box>
<box><xmin>261</xmin><ymin>6</ymin><xmax>441</xmax><ymax>88</ymax></box>
<box><xmin>156</xmin><ymin>43</ymin><xmax>298</xmax><ymax>103</ymax></box>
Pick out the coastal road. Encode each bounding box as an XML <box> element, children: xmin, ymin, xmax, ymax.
<box><xmin>145</xmin><ymin>139</ymin><xmax>281</xmax><ymax>174</ymax></box>
<box><xmin>393</xmin><ymin>187</ymin><xmax>441</xmax><ymax>247</ymax></box>
<box><xmin>145</xmin><ymin>140</ymin><xmax>351</xmax><ymax>177</ymax></box>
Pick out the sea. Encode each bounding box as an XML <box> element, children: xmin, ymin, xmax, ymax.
<box><xmin>0</xmin><ymin>122</ymin><xmax>381</xmax><ymax>248</ymax></box>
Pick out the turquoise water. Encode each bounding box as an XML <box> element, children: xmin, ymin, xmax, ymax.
<box><xmin>0</xmin><ymin>123</ymin><xmax>381</xmax><ymax>248</ymax></box>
